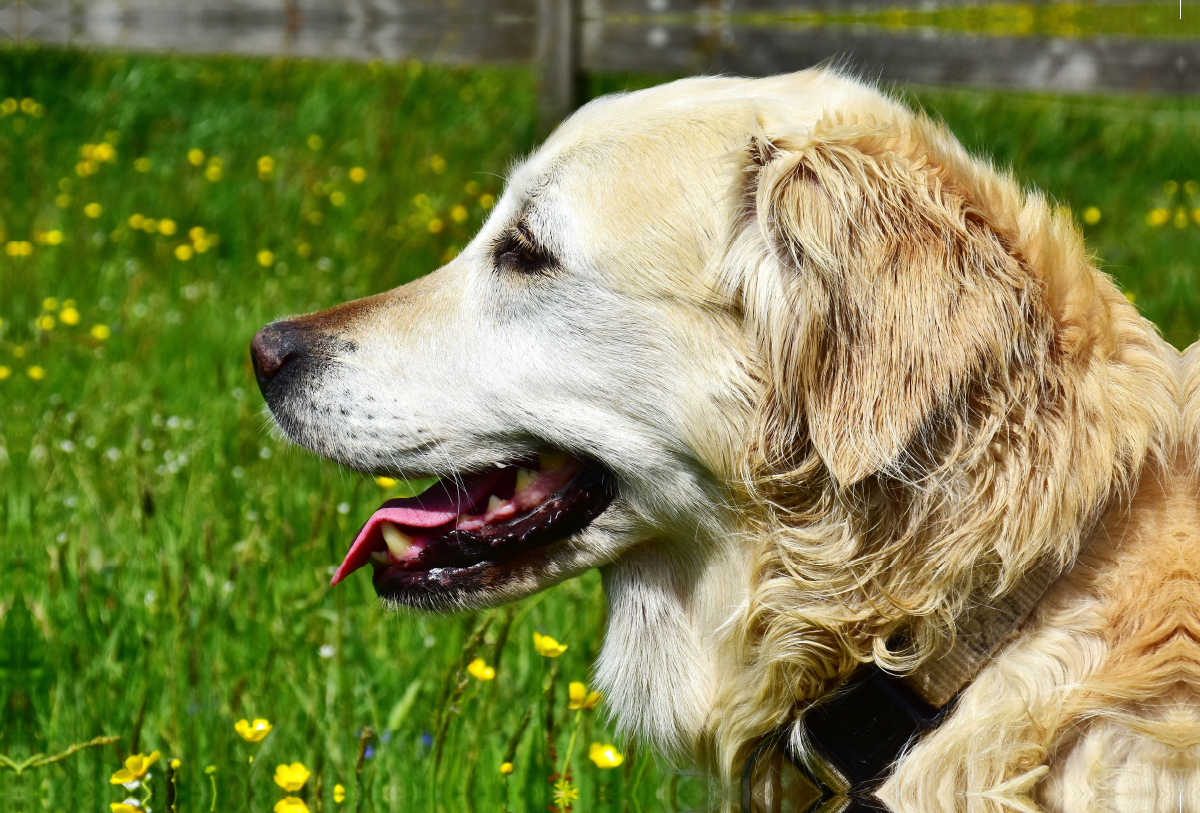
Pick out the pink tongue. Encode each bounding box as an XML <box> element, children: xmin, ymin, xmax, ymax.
<box><xmin>330</xmin><ymin>469</ymin><xmax>503</xmax><ymax>585</ymax></box>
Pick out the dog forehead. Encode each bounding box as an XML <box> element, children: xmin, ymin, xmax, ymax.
<box><xmin>502</xmin><ymin>70</ymin><xmax>892</xmax><ymax>232</ymax></box>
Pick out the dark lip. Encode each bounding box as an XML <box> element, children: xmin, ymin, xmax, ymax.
<box><xmin>370</xmin><ymin>467</ymin><xmax>617</xmax><ymax>602</ymax></box>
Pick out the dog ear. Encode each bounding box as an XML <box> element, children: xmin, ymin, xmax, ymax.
<box><xmin>744</xmin><ymin>119</ymin><xmax>1036</xmax><ymax>486</ymax></box>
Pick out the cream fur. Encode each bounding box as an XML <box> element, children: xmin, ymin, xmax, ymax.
<box><xmin>259</xmin><ymin>70</ymin><xmax>1195</xmax><ymax>809</ymax></box>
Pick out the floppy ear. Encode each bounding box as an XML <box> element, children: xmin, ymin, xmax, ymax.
<box><xmin>746</xmin><ymin>118</ymin><xmax>1037</xmax><ymax>486</ymax></box>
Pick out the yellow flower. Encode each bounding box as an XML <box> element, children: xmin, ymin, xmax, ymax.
<box><xmin>20</xmin><ymin>98</ymin><xmax>36</xmax><ymax>114</ymax></box>
<box><xmin>1125</xmin><ymin>291</ymin><xmax>1136</xmax><ymax>303</ymax></box>
<box><xmin>0</xmin><ymin>366</ymin><xmax>10</xmax><ymax>380</ymax></box>
<box><xmin>588</xmin><ymin>742</ymin><xmax>624</xmax><ymax>768</ymax></box>
<box><xmin>142</xmin><ymin>218</ymin><xmax>158</xmax><ymax>233</ymax></box>
<box><xmin>427</xmin><ymin>218</ymin><xmax>444</xmax><ymax>234</ymax></box>
<box><xmin>158</xmin><ymin>218</ymin><xmax>177</xmax><ymax>236</ymax></box>
<box><xmin>110</xmin><ymin>804</ymin><xmax>141</xmax><ymax>813</ymax></box>
<box><xmin>467</xmin><ymin>657</ymin><xmax>496</xmax><ymax>681</ymax></box>
<box><xmin>307</xmin><ymin>134</ymin><xmax>324</xmax><ymax>150</ymax></box>
<box><xmin>56</xmin><ymin>193</ymin><xmax>72</xmax><ymax>208</ymax></box>
<box><xmin>109</xmin><ymin>750</ymin><xmax>161</xmax><ymax>784</ymax></box>
<box><xmin>430</xmin><ymin>154</ymin><xmax>446</xmax><ymax>173</ymax></box>
<box><xmin>1174</xmin><ymin>207</ymin><xmax>1188</xmax><ymax>229</ymax></box>
<box><xmin>234</xmin><ymin>718</ymin><xmax>273</xmax><ymax>742</ymax></box>
<box><xmin>1082</xmin><ymin>206</ymin><xmax>1100</xmax><ymax>225</ymax></box>
<box><xmin>274</xmin><ymin>762</ymin><xmax>311</xmax><ymax>792</ymax></box>
<box><xmin>330</xmin><ymin>191</ymin><xmax>346</xmax><ymax>207</ymax></box>
<box><xmin>568</xmin><ymin>681</ymin><xmax>602</xmax><ymax>710</ymax></box>
<box><xmin>36</xmin><ymin>315</ymin><xmax>55</xmax><ymax>331</ymax></box>
<box><xmin>188</xmin><ymin>148</ymin><xmax>205</xmax><ymax>165</ymax></box>
<box><xmin>84</xmin><ymin>202</ymin><xmax>102</xmax><ymax>218</ymax></box>
<box><xmin>257</xmin><ymin>250</ymin><xmax>275</xmax><ymax>267</ymax></box>
<box><xmin>375</xmin><ymin>476</ymin><xmax>397</xmax><ymax>488</ymax></box>
<box><xmin>128</xmin><ymin>214</ymin><xmax>145</xmax><ymax>230</ymax></box>
<box><xmin>43</xmin><ymin>230</ymin><xmax>64</xmax><ymax>245</ymax></box>
<box><xmin>297</xmin><ymin>242</ymin><xmax>312</xmax><ymax>257</ymax></box>
<box><xmin>205</xmin><ymin>165</ymin><xmax>223</xmax><ymax>182</ymax></box>
<box><xmin>499</xmin><ymin>762</ymin><xmax>513</xmax><ymax>775</ymax></box>
<box><xmin>1146</xmin><ymin>208</ymin><xmax>1170</xmax><ymax>227</ymax></box>
<box><xmin>465</xmin><ymin>180</ymin><xmax>480</xmax><ymax>196</ymax></box>
<box><xmin>258</xmin><ymin>155</ymin><xmax>275</xmax><ymax>177</ymax></box>
<box><xmin>5</xmin><ymin>241</ymin><xmax>33</xmax><ymax>256</ymax></box>
<box><xmin>333</xmin><ymin>783</ymin><xmax>346</xmax><ymax>803</ymax></box>
<box><xmin>533</xmin><ymin>631</ymin><xmax>567</xmax><ymax>658</ymax></box>
<box><xmin>189</xmin><ymin>226</ymin><xmax>207</xmax><ymax>242</ymax></box>
<box><xmin>552</xmin><ymin>778</ymin><xmax>579</xmax><ymax>805</ymax></box>
<box><xmin>479</xmin><ymin>193</ymin><xmax>495</xmax><ymax>209</ymax></box>
<box><xmin>0</xmin><ymin>98</ymin><xmax>15</xmax><ymax>114</ymax></box>
<box><xmin>274</xmin><ymin>798</ymin><xmax>310</xmax><ymax>813</ymax></box>
<box><xmin>450</xmin><ymin>205</ymin><xmax>468</xmax><ymax>223</ymax></box>
<box><xmin>93</xmin><ymin>142</ymin><xmax>116</xmax><ymax>162</ymax></box>
<box><xmin>60</xmin><ymin>307</ymin><xmax>80</xmax><ymax>325</ymax></box>
<box><xmin>349</xmin><ymin>167</ymin><xmax>367</xmax><ymax>183</ymax></box>
<box><xmin>1186</xmin><ymin>180</ymin><xmax>1199</xmax><ymax>195</ymax></box>
<box><xmin>170</xmin><ymin>758</ymin><xmax>182</xmax><ymax>769</ymax></box>
<box><xmin>306</xmin><ymin>211</ymin><xmax>323</xmax><ymax>225</ymax></box>
<box><xmin>134</xmin><ymin>157</ymin><xmax>152</xmax><ymax>172</ymax></box>
<box><xmin>1164</xmin><ymin>180</ymin><xmax>1179</xmax><ymax>195</ymax></box>
<box><xmin>42</xmin><ymin>297</ymin><xmax>58</xmax><ymax>311</ymax></box>
<box><xmin>175</xmin><ymin>245</ymin><xmax>194</xmax><ymax>261</ymax></box>
<box><xmin>91</xmin><ymin>324</ymin><xmax>112</xmax><ymax>340</ymax></box>
<box><xmin>412</xmin><ymin>193</ymin><xmax>430</xmax><ymax>209</ymax></box>
<box><xmin>76</xmin><ymin>160</ymin><xmax>98</xmax><ymax>177</ymax></box>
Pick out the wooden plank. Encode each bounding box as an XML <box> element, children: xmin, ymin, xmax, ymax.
<box><xmin>6</xmin><ymin>0</ymin><xmax>1196</xmax><ymax>95</ymax></box>
<box><xmin>580</xmin><ymin>21</ymin><xmax>1200</xmax><ymax>93</ymax></box>
<box><xmin>5</xmin><ymin>0</ymin><xmax>538</xmax><ymax>64</ymax></box>
<box><xmin>586</xmin><ymin>0</ymin><xmax>1165</xmax><ymax>13</ymax></box>
<box><xmin>537</xmin><ymin>0</ymin><xmax>582</xmax><ymax>137</ymax></box>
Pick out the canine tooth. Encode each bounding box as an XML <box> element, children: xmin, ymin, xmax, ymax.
<box><xmin>539</xmin><ymin>451</ymin><xmax>570</xmax><ymax>471</ymax></box>
<box><xmin>487</xmin><ymin>495</ymin><xmax>504</xmax><ymax>513</ymax></box>
<box><xmin>514</xmin><ymin>468</ymin><xmax>537</xmax><ymax>494</ymax></box>
<box><xmin>370</xmin><ymin>551</ymin><xmax>390</xmax><ymax>565</ymax></box>
<box><xmin>380</xmin><ymin>521</ymin><xmax>414</xmax><ymax>557</ymax></box>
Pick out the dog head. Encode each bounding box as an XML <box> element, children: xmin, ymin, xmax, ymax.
<box><xmin>253</xmin><ymin>70</ymin><xmax>1174</xmax><ymax>773</ymax></box>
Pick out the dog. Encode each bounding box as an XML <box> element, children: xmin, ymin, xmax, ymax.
<box><xmin>251</xmin><ymin>70</ymin><xmax>1195</xmax><ymax>811</ymax></box>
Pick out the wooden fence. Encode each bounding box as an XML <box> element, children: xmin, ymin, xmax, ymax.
<box><xmin>3</xmin><ymin>0</ymin><xmax>1197</xmax><ymax>131</ymax></box>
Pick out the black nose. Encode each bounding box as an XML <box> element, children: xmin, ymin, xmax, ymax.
<box><xmin>250</xmin><ymin>322</ymin><xmax>303</xmax><ymax>396</ymax></box>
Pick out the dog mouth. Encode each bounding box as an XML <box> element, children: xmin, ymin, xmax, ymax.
<box><xmin>330</xmin><ymin>452</ymin><xmax>617</xmax><ymax>595</ymax></box>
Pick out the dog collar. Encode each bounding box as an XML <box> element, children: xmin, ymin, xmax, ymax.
<box><xmin>741</xmin><ymin>558</ymin><xmax>1061</xmax><ymax>813</ymax></box>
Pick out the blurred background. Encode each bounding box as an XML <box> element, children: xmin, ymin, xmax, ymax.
<box><xmin>1</xmin><ymin>1</ymin><xmax>1197</xmax><ymax>811</ymax></box>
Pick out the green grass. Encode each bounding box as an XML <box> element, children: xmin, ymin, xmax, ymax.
<box><xmin>2</xmin><ymin>47</ymin><xmax>1198</xmax><ymax>813</ymax></box>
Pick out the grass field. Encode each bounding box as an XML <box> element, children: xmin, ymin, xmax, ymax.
<box><xmin>2</xmin><ymin>47</ymin><xmax>1198</xmax><ymax>813</ymax></box>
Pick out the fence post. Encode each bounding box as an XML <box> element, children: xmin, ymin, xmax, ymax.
<box><xmin>536</xmin><ymin>0</ymin><xmax>581</xmax><ymax>139</ymax></box>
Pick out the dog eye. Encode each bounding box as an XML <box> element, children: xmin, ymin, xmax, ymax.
<box><xmin>496</xmin><ymin>224</ymin><xmax>553</xmax><ymax>275</ymax></box>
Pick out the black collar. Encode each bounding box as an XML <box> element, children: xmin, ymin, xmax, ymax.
<box><xmin>741</xmin><ymin>557</ymin><xmax>1063</xmax><ymax>813</ymax></box>
<box><xmin>742</xmin><ymin>666</ymin><xmax>945</xmax><ymax>813</ymax></box>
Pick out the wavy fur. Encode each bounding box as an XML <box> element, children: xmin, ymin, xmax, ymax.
<box><xmin>710</xmin><ymin>107</ymin><xmax>1178</xmax><ymax>791</ymax></box>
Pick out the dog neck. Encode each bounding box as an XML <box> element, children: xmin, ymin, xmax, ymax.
<box><xmin>740</xmin><ymin>553</ymin><xmax>1066</xmax><ymax>812</ymax></box>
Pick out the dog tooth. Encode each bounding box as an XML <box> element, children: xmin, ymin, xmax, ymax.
<box><xmin>380</xmin><ymin>521</ymin><xmax>414</xmax><ymax>557</ymax></box>
<box><xmin>370</xmin><ymin>551</ymin><xmax>390</xmax><ymax>565</ymax></box>
<box><xmin>487</xmin><ymin>495</ymin><xmax>504</xmax><ymax>513</ymax></box>
<box><xmin>514</xmin><ymin>468</ymin><xmax>537</xmax><ymax>494</ymax></box>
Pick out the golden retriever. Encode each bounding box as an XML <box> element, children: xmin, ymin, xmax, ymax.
<box><xmin>251</xmin><ymin>70</ymin><xmax>1196</xmax><ymax>811</ymax></box>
